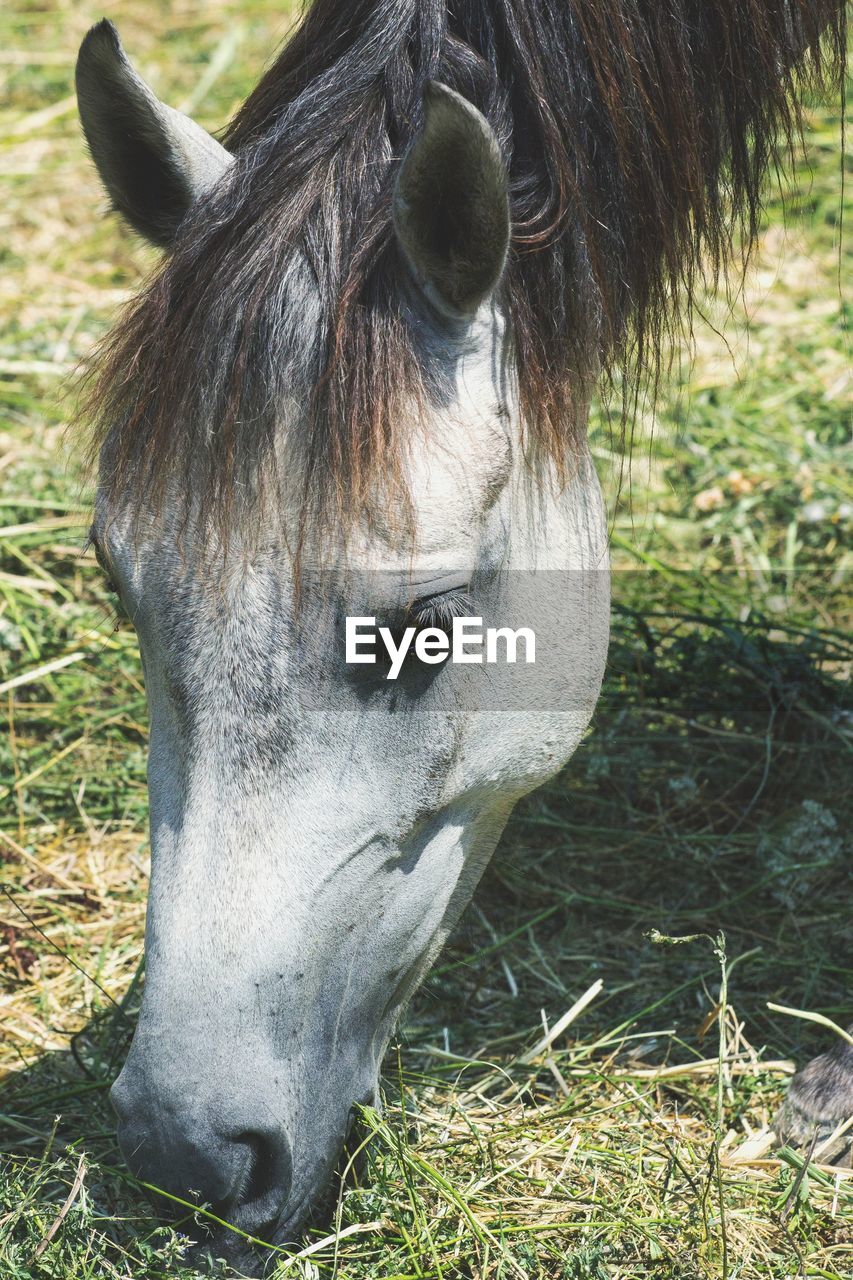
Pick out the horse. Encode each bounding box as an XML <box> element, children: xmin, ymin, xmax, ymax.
<box><xmin>74</xmin><ymin>0</ymin><xmax>849</xmax><ymax>1263</ymax></box>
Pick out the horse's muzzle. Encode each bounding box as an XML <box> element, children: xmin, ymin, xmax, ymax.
<box><xmin>109</xmin><ymin>1062</ymin><xmax>293</xmax><ymax>1244</ymax></box>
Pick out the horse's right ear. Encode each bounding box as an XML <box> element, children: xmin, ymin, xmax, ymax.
<box><xmin>75</xmin><ymin>20</ymin><xmax>234</xmax><ymax>247</ymax></box>
<box><xmin>393</xmin><ymin>82</ymin><xmax>510</xmax><ymax>320</ymax></box>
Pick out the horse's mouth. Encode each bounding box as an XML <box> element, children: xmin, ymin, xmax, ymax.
<box><xmin>183</xmin><ymin>1170</ymin><xmax>343</xmax><ymax>1274</ymax></box>
<box><xmin>186</xmin><ymin>1217</ymin><xmax>303</xmax><ymax>1277</ymax></box>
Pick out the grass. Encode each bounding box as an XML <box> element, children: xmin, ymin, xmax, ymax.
<box><xmin>0</xmin><ymin>2</ymin><xmax>851</xmax><ymax>1277</ymax></box>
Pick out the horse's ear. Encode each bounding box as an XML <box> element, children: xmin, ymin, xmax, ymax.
<box><xmin>75</xmin><ymin>20</ymin><xmax>234</xmax><ymax>247</ymax></box>
<box><xmin>393</xmin><ymin>82</ymin><xmax>510</xmax><ymax>319</ymax></box>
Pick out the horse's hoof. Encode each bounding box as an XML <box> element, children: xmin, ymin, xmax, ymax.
<box><xmin>775</xmin><ymin>1037</ymin><xmax>853</xmax><ymax>1167</ymax></box>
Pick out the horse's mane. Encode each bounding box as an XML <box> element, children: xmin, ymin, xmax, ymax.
<box><xmin>82</xmin><ymin>0</ymin><xmax>845</xmax><ymax>542</ymax></box>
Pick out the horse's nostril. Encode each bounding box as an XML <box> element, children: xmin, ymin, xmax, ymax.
<box><xmin>240</xmin><ymin>1133</ymin><xmax>277</xmax><ymax>1202</ymax></box>
<box><xmin>231</xmin><ymin>1130</ymin><xmax>291</xmax><ymax>1236</ymax></box>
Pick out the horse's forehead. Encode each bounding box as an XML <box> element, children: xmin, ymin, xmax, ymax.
<box><xmin>368</xmin><ymin>407</ymin><xmax>513</xmax><ymax>560</ymax></box>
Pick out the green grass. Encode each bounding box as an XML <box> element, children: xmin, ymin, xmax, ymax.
<box><xmin>1</xmin><ymin>3</ymin><xmax>851</xmax><ymax>1278</ymax></box>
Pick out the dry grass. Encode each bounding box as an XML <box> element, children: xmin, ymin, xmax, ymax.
<box><xmin>1</xmin><ymin>2</ymin><xmax>851</xmax><ymax>1278</ymax></box>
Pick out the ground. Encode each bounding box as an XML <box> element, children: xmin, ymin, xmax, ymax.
<box><xmin>0</xmin><ymin>3</ymin><xmax>851</xmax><ymax>1278</ymax></box>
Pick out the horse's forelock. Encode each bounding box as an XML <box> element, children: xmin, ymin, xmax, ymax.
<box><xmin>78</xmin><ymin>0</ymin><xmax>846</xmax><ymax>552</ymax></box>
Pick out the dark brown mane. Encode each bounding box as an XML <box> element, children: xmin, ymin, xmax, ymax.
<box><xmin>80</xmin><ymin>0</ymin><xmax>845</xmax><ymax>543</ymax></box>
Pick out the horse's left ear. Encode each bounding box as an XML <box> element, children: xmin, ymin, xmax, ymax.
<box><xmin>75</xmin><ymin>20</ymin><xmax>234</xmax><ymax>247</ymax></box>
<box><xmin>393</xmin><ymin>82</ymin><xmax>510</xmax><ymax>320</ymax></box>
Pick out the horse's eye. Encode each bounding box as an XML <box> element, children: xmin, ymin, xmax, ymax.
<box><xmin>88</xmin><ymin>528</ymin><xmax>119</xmax><ymax>597</ymax></box>
<box><xmin>387</xmin><ymin>587</ymin><xmax>473</xmax><ymax>677</ymax></box>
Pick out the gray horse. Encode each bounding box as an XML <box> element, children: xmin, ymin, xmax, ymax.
<box><xmin>74</xmin><ymin>0</ymin><xmax>850</xmax><ymax>1262</ymax></box>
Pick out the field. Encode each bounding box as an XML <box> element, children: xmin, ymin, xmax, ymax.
<box><xmin>1</xmin><ymin>3</ymin><xmax>851</xmax><ymax>1278</ymax></box>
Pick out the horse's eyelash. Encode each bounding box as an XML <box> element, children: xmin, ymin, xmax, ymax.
<box><xmin>408</xmin><ymin>589</ymin><xmax>473</xmax><ymax>631</ymax></box>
